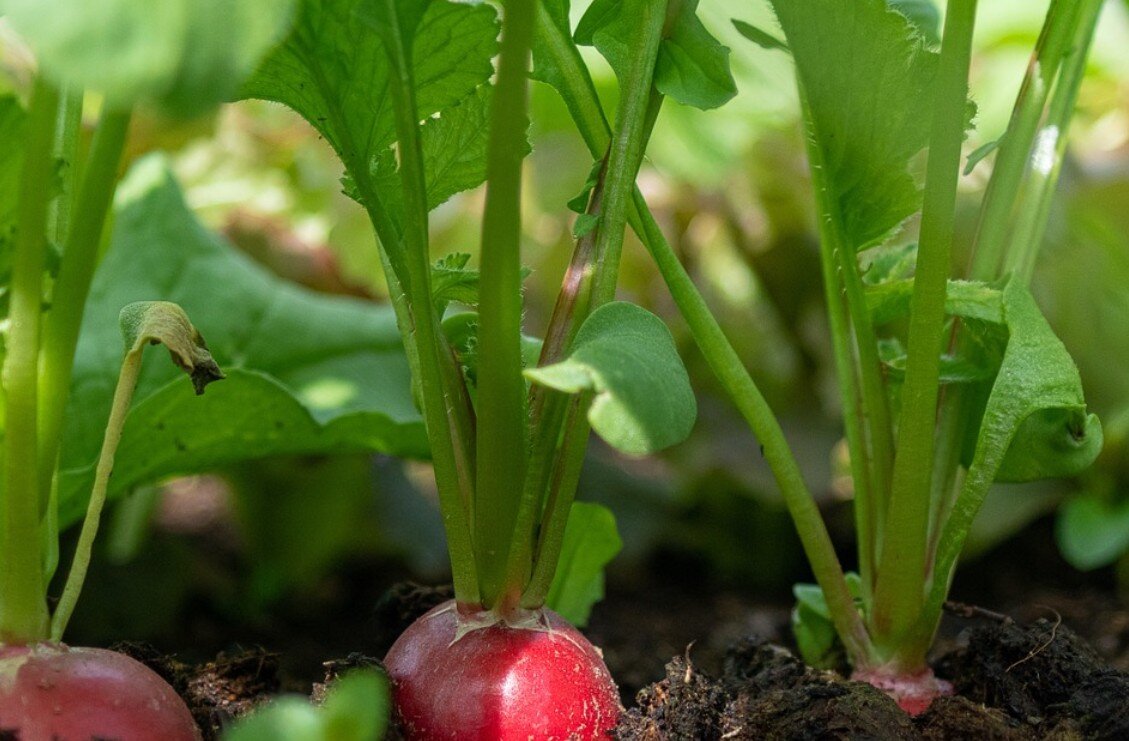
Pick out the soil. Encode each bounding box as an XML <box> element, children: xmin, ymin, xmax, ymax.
<box><xmin>86</xmin><ymin>520</ymin><xmax>1129</xmax><ymax>739</ymax></box>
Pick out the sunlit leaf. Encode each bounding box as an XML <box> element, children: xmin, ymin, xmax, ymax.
<box><xmin>768</xmin><ymin>0</ymin><xmax>943</xmax><ymax>250</ymax></box>
<box><xmin>242</xmin><ymin>0</ymin><xmax>499</xmax><ymax>224</ymax></box>
<box><xmin>525</xmin><ymin>302</ymin><xmax>696</xmax><ymax>456</ymax></box>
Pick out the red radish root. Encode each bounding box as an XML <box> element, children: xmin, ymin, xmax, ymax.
<box><xmin>0</xmin><ymin>643</ymin><xmax>199</xmax><ymax>740</ymax></box>
<box><xmin>851</xmin><ymin>665</ymin><xmax>953</xmax><ymax>716</ymax></box>
<box><xmin>384</xmin><ymin>600</ymin><xmax>620</xmax><ymax>740</ymax></box>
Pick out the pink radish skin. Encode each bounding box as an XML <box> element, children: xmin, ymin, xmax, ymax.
<box><xmin>384</xmin><ymin>600</ymin><xmax>621</xmax><ymax>740</ymax></box>
<box><xmin>0</xmin><ymin>643</ymin><xmax>200</xmax><ymax>740</ymax></box>
<box><xmin>851</xmin><ymin>665</ymin><xmax>953</xmax><ymax>716</ymax></box>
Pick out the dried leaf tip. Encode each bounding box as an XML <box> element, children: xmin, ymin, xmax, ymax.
<box><xmin>118</xmin><ymin>301</ymin><xmax>225</xmax><ymax>395</ymax></box>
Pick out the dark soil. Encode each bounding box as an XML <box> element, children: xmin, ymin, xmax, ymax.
<box><xmin>115</xmin><ymin>642</ymin><xmax>280</xmax><ymax>740</ymax></box>
<box><xmin>85</xmin><ymin>519</ymin><xmax>1129</xmax><ymax>739</ymax></box>
<box><xmin>615</xmin><ymin>617</ymin><xmax>1129</xmax><ymax>740</ymax></box>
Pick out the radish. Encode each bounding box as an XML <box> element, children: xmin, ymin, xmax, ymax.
<box><xmin>851</xmin><ymin>666</ymin><xmax>953</xmax><ymax>716</ymax></box>
<box><xmin>0</xmin><ymin>643</ymin><xmax>199</xmax><ymax>740</ymax></box>
<box><xmin>384</xmin><ymin>600</ymin><xmax>620</xmax><ymax>740</ymax></box>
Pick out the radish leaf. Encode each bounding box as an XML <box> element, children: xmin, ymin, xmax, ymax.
<box><xmin>767</xmin><ymin>0</ymin><xmax>944</xmax><ymax>251</ymax></box>
<box><xmin>1056</xmin><ymin>490</ymin><xmax>1129</xmax><ymax>571</ymax></box>
<box><xmin>1</xmin><ymin>0</ymin><xmax>296</xmax><ymax>115</ymax></box>
<box><xmin>546</xmin><ymin>502</ymin><xmax>622</xmax><ymax>626</ymax></box>
<box><xmin>242</xmin><ymin>0</ymin><xmax>499</xmax><ymax>225</ymax></box>
<box><xmin>58</xmin><ymin>158</ymin><xmax>424</xmax><ymax>528</ymax></box>
<box><xmin>576</xmin><ymin>0</ymin><xmax>735</xmax><ymax>110</ymax></box>
<box><xmin>525</xmin><ymin>302</ymin><xmax>696</xmax><ymax>456</ymax></box>
<box><xmin>938</xmin><ymin>280</ymin><xmax>1102</xmax><ymax>569</ymax></box>
<box><xmin>225</xmin><ymin>668</ymin><xmax>388</xmax><ymax>741</ymax></box>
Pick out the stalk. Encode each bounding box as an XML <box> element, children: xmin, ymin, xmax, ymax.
<box><xmin>474</xmin><ymin>0</ymin><xmax>536</xmax><ymax>610</ymax></box>
<box><xmin>517</xmin><ymin>4</ymin><xmax>667</xmax><ymax>609</ymax></box>
<box><xmin>903</xmin><ymin>0</ymin><xmax>1105</xmax><ymax>664</ymax></box>
<box><xmin>528</xmin><ymin>0</ymin><xmax>871</xmax><ymax>662</ymax></box>
<box><xmin>969</xmin><ymin>1</ymin><xmax>1081</xmax><ymax>281</ymax></box>
<box><xmin>376</xmin><ymin>0</ymin><xmax>480</xmax><ymax>604</ymax></box>
<box><xmin>47</xmin><ymin>89</ymin><xmax>84</xmax><ymax>246</ymax></box>
<box><xmin>1004</xmin><ymin>0</ymin><xmax>1103</xmax><ymax>285</ymax></box>
<box><xmin>49</xmin><ymin>345</ymin><xmax>143</xmax><ymax>639</ymax></box>
<box><xmin>38</xmin><ymin>109</ymin><xmax>132</xmax><ymax>507</ymax></box>
<box><xmin>0</xmin><ymin>81</ymin><xmax>59</xmax><ymax>644</ymax></box>
<box><xmin>870</xmin><ymin>0</ymin><xmax>978</xmax><ymax>664</ymax></box>
<box><xmin>799</xmin><ymin>86</ymin><xmax>882</xmax><ymax>602</ymax></box>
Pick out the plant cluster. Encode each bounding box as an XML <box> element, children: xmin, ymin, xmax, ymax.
<box><xmin>0</xmin><ymin>0</ymin><xmax>1113</xmax><ymax>738</ymax></box>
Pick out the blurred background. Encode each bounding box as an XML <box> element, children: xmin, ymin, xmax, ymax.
<box><xmin>3</xmin><ymin>0</ymin><xmax>1128</xmax><ymax>683</ymax></box>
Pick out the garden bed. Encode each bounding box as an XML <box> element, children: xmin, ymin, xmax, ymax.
<box><xmin>105</xmin><ymin>522</ymin><xmax>1129</xmax><ymax>740</ymax></box>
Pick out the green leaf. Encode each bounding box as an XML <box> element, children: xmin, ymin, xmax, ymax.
<box><xmin>654</xmin><ymin>0</ymin><xmax>737</xmax><ymax>110</ymax></box>
<box><xmin>964</xmin><ymin>138</ymin><xmax>1001</xmax><ymax>175</ymax></box>
<box><xmin>577</xmin><ymin>0</ymin><xmax>736</xmax><ymax>110</ymax></box>
<box><xmin>889</xmin><ymin>0</ymin><xmax>941</xmax><ymax>46</ymax></box>
<box><xmin>567</xmin><ymin>160</ymin><xmax>603</xmax><ymax>214</ymax></box>
<box><xmin>770</xmin><ymin>0</ymin><xmax>942</xmax><ymax>250</ymax></box>
<box><xmin>731</xmin><ymin>19</ymin><xmax>789</xmax><ymax>53</ymax></box>
<box><xmin>866</xmin><ymin>279</ymin><xmax>1004</xmax><ymax>326</ymax></box>
<box><xmin>791</xmin><ymin>573</ymin><xmax>863</xmax><ymax>669</ymax></box>
<box><xmin>224</xmin><ymin>669</ymin><xmax>388</xmax><ymax>741</ymax></box>
<box><xmin>241</xmin><ymin>0</ymin><xmax>499</xmax><ymax>221</ymax></box>
<box><xmin>1</xmin><ymin>0</ymin><xmax>296</xmax><ymax>115</ymax></box>
<box><xmin>545</xmin><ymin>502</ymin><xmax>622</xmax><ymax>626</ymax></box>
<box><xmin>1056</xmin><ymin>490</ymin><xmax>1129</xmax><ymax>571</ymax></box>
<box><xmin>957</xmin><ymin>280</ymin><xmax>1102</xmax><ymax>509</ymax></box>
<box><xmin>431</xmin><ymin>253</ymin><xmax>477</xmax><ymax>314</ymax></box>
<box><xmin>58</xmin><ymin>157</ymin><xmax>425</xmax><ymax>528</ymax></box>
<box><xmin>572</xmin><ymin>213</ymin><xmax>601</xmax><ymax>239</ymax></box>
<box><xmin>525</xmin><ymin>302</ymin><xmax>696</xmax><ymax>456</ymax></box>
<box><xmin>369</xmin><ymin>84</ymin><xmax>511</xmax><ymax>215</ymax></box>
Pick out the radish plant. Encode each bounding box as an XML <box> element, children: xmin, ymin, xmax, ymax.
<box><xmin>0</xmin><ymin>1</ymin><xmax>320</xmax><ymax>736</ymax></box>
<box><xmin>718</xmin><ymin>0</ymin><xmax>1105</xmax><ymax>713</ymax></box>
<box><xmin>518</xmin><ymin>0</ymin><xmax>1105</xmax><ymax>717</ymax></box>
<box><xmin>230</xmin><ymin>0</ymin><xmax>739</xmax><ymax>736</ymax></box>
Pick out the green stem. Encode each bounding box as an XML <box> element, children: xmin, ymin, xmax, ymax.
<box><xmin>474</xmin><ymin>0</ymin><xmax>536</xmax><ymax>611</ymax></box>
<box><xmin>871</xmin><ymin>0</ymin><xmax>978</xmax><ymax>666</ymax></box>
<box><xmin>0</xmin><ymin>80</ymin><xmax>58</xmax><ymax>644</ymax></box>
<box><xmin>376</xmin><ymin>0</ymin><xmax>480</xmax><ymax>605</ymax></box>
<box><xmin>47</xmin><ymin>89</ymin><xmax>84</xmax><ymax>246</ymax></box>
<box><xmin>39</xmin><ymin>88</ymin><xmax>84</xmax><ymax>585</ymax></box>
<box><xmin>799</xmin><ymin>86</ymin><xmax>881</xmax><ymax>603</ymax></box>
<box><xmin>528</xmin><ymin>0</ymin><xmax>871</xmax><ymax>662</ymax></box>
<box><xmin>506</xmin><ymin>173</ymin><xmax>605</xmax><ymax>600</ymax></box>
<box><xmin>49</xmin><ymin>346</ymin><xmax>143</xmax><ymax>640</ymax></box>
<box><xmin>38</xmin><ymin>109</ymin><xmax>132</xmax><ymax>509</ymax></box>
<box><xmin>1004</xmin><ymin>0</ymin><xmax>1103</xmax><ymax>285</ymax></box>
<box><xmin>903</xmin><ymin>0</ymin><xmax>1104</xmax><ymax>665</ymax></box>
<box><xmin>634</xmin><ymin>194</ymin><xmax>874</xmax><ymax>662</ymax></box>
<box><xmin>521</xmin><ymin>394</ymin><xmax>590</xmax><ymax>607</ymax></box>
<box><xmin>517</xmin><ymin>5</ymin><xmax>667</xmax><ymax>609</ymax></box>
<box><xmin>969</xmin><ymin>0</ymin><xmax>1081</xmax><ymax>281</ymax></box>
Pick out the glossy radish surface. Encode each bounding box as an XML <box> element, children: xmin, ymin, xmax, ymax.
<box><xmin>0</xmin><ymin>643</ymin><xmax>200</xmax><ymax>740</ymax></box>
<box><xmin>384</xmin><ymin>600</ymin><xmax>620</xmax><ymax>740</ymax></box>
